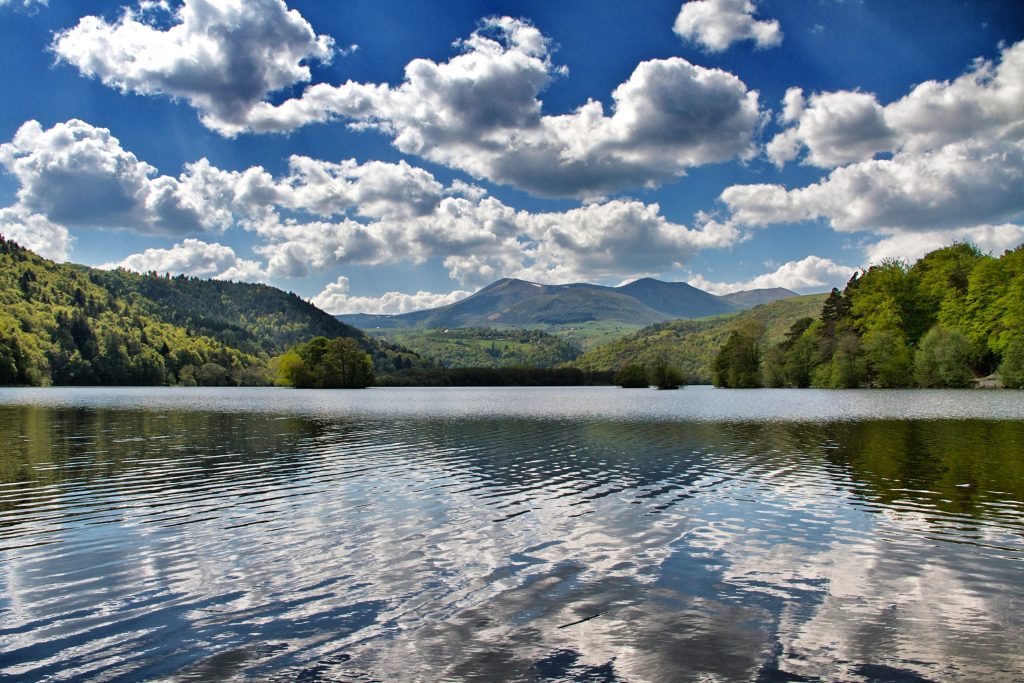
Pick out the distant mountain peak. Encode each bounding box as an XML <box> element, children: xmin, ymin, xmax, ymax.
<box><xmin>336</xmin><ymin>276</ymin><xmax>804</xmax><ymax>329</ymax></box>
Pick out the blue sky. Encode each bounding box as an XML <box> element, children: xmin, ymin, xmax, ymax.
<box><xmin>1</xmin><ymin>0</ymin><xmax>1022</xmax><ymax>314</ymax></box>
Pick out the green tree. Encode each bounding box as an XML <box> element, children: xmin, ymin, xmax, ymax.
<box><xmin>614</xmin><ymin>363</ymin><xmax>649</xmax><ymax>388</ymax></box>
<box><xmin>278</xmin><ymin>336</ymin><xmax>374</xmax><ymax>388</ymax></box>
<box><xmin>828</xmin><ymin>332</ymin><xmax>864</xmax><ymax>388</ymax></box>
<box><xmin>999</xmin><ymin>335</ymin><xmax>1024</xmax><ymax>389</ymax></box>
<box><xmin>761</xmin><ymin>344</ymin><xmax>786</xmax><ymax>388</ymax></box>
<box><xmin>850</xmin><ymin>259</ymin><xmax>925</xmax><ymax>344</ymax></box>
<box><xmin>713</xmin><ymin>326</ymin><xmax>762</xmax><ymax>388</ymax></box>
<box><xmin>862</xmin><ymin>329</ymin><xmax>913</xmax><ymax>388</ymax></box>
<box><xmin>910</xmin><ymin>242</ymin><xmax>985</xmax><ymax>333</ymax></box>
<box><xmin>914</xmin><ymin>326</ymin><xmax>974</xmax><ymax>388</ymax></box>
<box><xmin>650</xmin><ymin>355</ymin><xmax>684</xmax><ymax>390</ymax></box>
<box><xmin>783</xmin><ymin>325</ymin><xmax>819</xmax><ymax>388</ymax></box>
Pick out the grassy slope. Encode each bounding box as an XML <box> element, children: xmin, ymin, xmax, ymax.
<box><xmin>570</xmin><ymin>293</ymin><xmax>828</xmax><ymax>382</ymax></box>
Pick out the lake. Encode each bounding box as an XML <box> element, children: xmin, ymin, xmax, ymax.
<box><xmin>0</xmin><ymin>386</ymin><xmax>1022</xmax><ymax>681</ymax></box>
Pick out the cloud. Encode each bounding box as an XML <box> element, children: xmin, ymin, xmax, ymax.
<box><xmin>3</xmin><ymin>117</ymin><xmax>743</xmax><ymax>286</ymax></box>
<box><xmin>254</xmin><ymin>19</ymin><xmax>763</xmax><ymax>197</ymax></box>
<box><xmin>65</xmin><ymin>14</ymin><xmax>762</xmax><ymax>198</ymax></box>
<box><xmin>722</xmin><ymin>137</ymin><xmax>1024</xmax><ymax>233</ymax></box>
<box><xmin>279</xmin><ymin>156</ymin><xmax>445</xmax><ymax>220</ymax></box>
<box><xmin>766</xmin><ymin>89</ymin><xmax>896</xmax><ymax>168</ymax></box>
<box><xmin>53</xmin><ymin>0</ymin><xmax>334</xmax><ymax>135</ymax></box>
<box><xmin>723</xmin><ymin>41</ymin><xmax>1024</xmax><ymax>245</ymax></box>
<box><xmin>244</xmin><ymin>194</ymin><xmax>739</xmax><ymax>288</ymax></box>
<box><xmin>673</xmin><ymin>0</ymin><xmax>782</xmax><ymax>52</ymax></box>
<box><xmin>0</xmin><ymin>119</ymin><xmax>223</xmax><ymax>234</ymax></box>
<box><xmin>0</xmin><ymin>208</ymin><xmax>72</xmax><ymax>261</ymax></box>
<box><xmin>0</xmin><ymin>0</ymin><xmax>46</xmax><ymax>10</ymax></box>
<box><xmin>310</xmin><ymin>276</ymin><xmax>471</xmax><ymax>315</ymax></box>
<box><xmin>102</xmin><ymin>238</ymin><xmax>266</xmax><ymax>281</ymax></box>
<box><xmin>688</xmin><ymin>255</ymin><xmax>855</xmax><ymax>294</ymax></box>
<box><xmin>768</xmin><ymin>40</ymin><xmax>1024</xmax><ymax>169</ymax></box>
<box><xmin>517</xmin><ymin>200</ymin><xmax>737</xmax><ymax>284</ymax></box>
<box><xmin>0</xmin><ymin>0</ymin><xmax>47</xmax><ymax>10</ymax></box>
<box><xmin>863</xmin><ymin>225</ymin><xmax>1024</xmax><ymax>264</ymax></box>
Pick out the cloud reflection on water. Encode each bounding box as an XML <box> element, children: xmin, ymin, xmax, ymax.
<box><xmin>0</xmin><ymin>392</ymin><xmax>1021</xmax><ymax>681</ymax></box>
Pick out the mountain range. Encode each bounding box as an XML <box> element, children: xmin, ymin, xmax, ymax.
<box><xmin>337</xmin><ymin>277</ymin><xmax>796</xmax><ymax>329</ymax></box>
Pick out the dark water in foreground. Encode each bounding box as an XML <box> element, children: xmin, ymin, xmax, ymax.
<box><xmin>0</xmin><ymin>386</ymin><xmax>1022</xmax><ymax>682</ymax></box>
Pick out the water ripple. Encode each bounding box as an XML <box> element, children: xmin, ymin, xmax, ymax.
<box><xmin>0</xmin><ymin>391</ymin><xmax>1022</xmax><ymax>681</ymax></box>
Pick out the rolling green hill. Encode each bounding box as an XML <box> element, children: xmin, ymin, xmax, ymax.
<box><xmin>570</xmin><ymin>293</ymin><xmax>829</xmax><ymax>383</ymax></box>
<box><xmin>0</xmin><ymin>236</ymin><xmax>422</xmax><ymax>386</ymax></box>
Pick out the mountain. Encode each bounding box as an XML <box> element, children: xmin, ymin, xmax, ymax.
<box><xmin>0</xmin><ymin>236</ymin><xmax>423</xmax><ymax>386</ymax></box>
<box><xmin>338</xmin><ymin>277</ymin><xmax>797</xmax><ymax>329</ymax></box>
<box><xmin>570</xmin><ymin>293</ymin><xmax>829</xmax><ymax>383</ymax></box>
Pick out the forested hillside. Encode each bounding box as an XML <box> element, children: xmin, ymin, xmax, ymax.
<box><xmin>371</xmin><ymin>327</ymin><xmax>579</xmax><ymax>368</ymax></box>
<box><xmin>571</xmin><ymin>294</ymin><xmax>828</xmax><ymax>383</ymax></box>
<box><xmin>577</xmin><ymin>243</ymin><xmax>1024</xmax><ymax>388</ymax></box>
<box><xmin>714</xmin><ymin>243</ymin><xmax>1024</xmax><ymax>388</ymax></box>
<box><xmin>0</xmin><ymin>236</ymin><xmax>419</xmax><ymax>386</ymax></box>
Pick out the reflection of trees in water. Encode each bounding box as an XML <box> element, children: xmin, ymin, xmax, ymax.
<box><xmin>0</xmin><ymin>406</ymin><xmax>332</xmax><ymax>519</ymax></box>
<box><xmin>817</xmin><ymin>420</ymin><xmax>1024</xmax><ymax>518</ymax></box>
<box><xmin>395</xmin><ymin>418</ymin><xmax>753</xmax><ymax>500</ymax></box>
<box><xmin>390</xmin><ymin>417</ymin><xmax>1024</xmax><ymax>521</ymax></box>
<box><xmin>4</xmin><ymin>409</ymin><xmax>1019</xmax><ymax>529</ymax></box>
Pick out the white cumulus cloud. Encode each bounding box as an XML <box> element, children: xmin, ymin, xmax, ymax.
<box><xmin>103</xmin><ymin>238</ymin><xmax>265</xmax><ymax>281</ymax></box>
<box><xmin>688</xmin><ymin>256</ymin><xmax>856</xmax><ymax>294</ymax></box>
<box><xmin>53</xmin><ymin>0</ymin><xmax>334</xmax><ymax>135</ymax></box>
<box><xmin>311</xmin><ymin>276</ymin><xmax>471</xmax><ymax>315</ymax></box>
<box><xmin>247</xmin><ymin>19</ymin><xmax>764</xmax><ymax>198</ymax></box>
<box><xmin>767</xmin><ymin>40</ymin><xmax>1024</xmax><ymax>169</ymax></box>
<box><xmin>723</xmin><ymin>137</ymin><xmax>1024</xmax><ymax>233</ymax></box>
<box><xmin>674</xmin><ymin>0</ymin><xmax>782</xmax><ymax>52</ymax></box>
<box><xmin>863</xmin><ymin>225</ymin><xmax>1024</xmax><ymax>264</ymax></box>
<box><xmin>0</xmin><ymin>119</ymin><xmax>225</xmax><ymax>234</ymax></box>
<box><xmin>60</xmin><ymin>13</ymin><xmax>763</xmax><ymax>198</ymax></box>
<box><xmin>721</xmin><ymin>42</ymin><xmax>1024</xmax><ymax>250</ymax></box>
<box><xmin>0</xmin><ymin>208</ymin><xmax>72</xmax><ymax>262</ymax></box>
<box><xmin>766</xmin><ymin>89</ymin><xmax>896</xmax><ymax>168</ymax></box>
<box><xmin>2</xmin><ymin>117</ymin><xmax>745</xmax><ymax>287</ymax></box>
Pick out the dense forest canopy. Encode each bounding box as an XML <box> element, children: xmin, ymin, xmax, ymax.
<box><xmin>712</xmin><ymin>243</ymin><xmax>1024</xmax><ymax>388</ymax></box>
<box><xmin>372</xmin><ymin>327</ymin><xmax>580</xmax><ymax>369</ymax></box>
<box><xmin>0</xmin><ymin>236</ymin><xmax>420</xmax><ymax>386</ymax></box>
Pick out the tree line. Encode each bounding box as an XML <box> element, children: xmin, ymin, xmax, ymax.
<box><xmin>712</xmin><ymin>243</ymin><xmax>1024</xmax><ymax>388</ymax></box>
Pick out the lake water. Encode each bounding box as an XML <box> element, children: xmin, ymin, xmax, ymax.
<box><xmin>0</xmin><ymin>386</ymin><xmax>1022</xmax><ymax>681</ymax></box>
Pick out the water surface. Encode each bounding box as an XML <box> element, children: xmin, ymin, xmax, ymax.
<box><xmin>0</xmin><ymin>386</ymin><xmax>1021</xmax><ymax>681</ymax></box>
